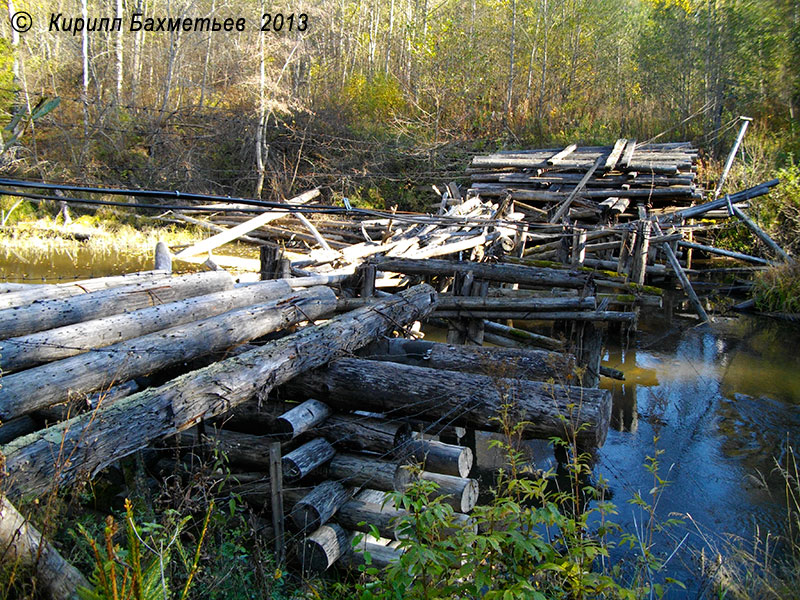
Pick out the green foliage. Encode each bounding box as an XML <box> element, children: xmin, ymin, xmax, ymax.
<box><xmin>76</xmin><ymin>498</ymin><xmax>211</xmax><ymax>600</ymax></box>
<box><xmin>353</xmin><ymin>406</ymin><xmax>684</xmax><ymax>599</ymax></box>
<box><xmin>753</xmin><ymin>262</ymin><xmax>800</xmax><ymax>314</ymax></box>
<box><xmin>342</xmin><ymin>73</ymin><xmax>405</xmax><ymax>134</ymax></box>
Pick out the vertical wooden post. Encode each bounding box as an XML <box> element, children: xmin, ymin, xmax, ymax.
<box><xmin>260</xmin><ymin>244</ymin><xmax>280</xmax><ymax>280</ymax></box>
<box><xmin>631</xmin><ymin>206</ymin><xmax>651</xmax><ymax>286</ymax></box>
<box><xmin>154</xmin><ymin>241</ymin><xmax>172</xmax><ymax>273</ymax></box>
<box><xmin>278</xmin><ymin>257</ymin><xmax>292</xmax><ymax>279</ymax></box>
<box><xmin>269</xmin><ymin>441</ymin><xmax>285</xmax><ymax>564</ymax></box>
<box><xmin>571</xmin><ymin>228</ymin><xmax>587</xmax><ymax>266</ymax></box>
<box><xmin>361</xmin><ymin>264</ymin><xmax>377</xmax><ymax>298</ymax></box>
<box><xmin>466</xmin><ymin>280</ymin><xmax>488</xmax><ymax>345</ymax></box>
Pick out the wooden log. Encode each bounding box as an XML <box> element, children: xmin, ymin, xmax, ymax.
<box><xmin>0</xmin><ymin>270</ymin><xmax>172</xmax><ymax>311</ymax></box>
<box><xmin>0</xmin><ymin>279</ymin><xmax>295</xmax><ymax>373</ymax></box>
<box><xmin>361</xmin><ymin>337</ymin><xmax>573</xmax><ymax>381</ymax></box>
<box><xmin>731</xmin><ymin>205</ymin><xmax>792</xmax><ymax>262</ymax></box>
<box><xmin>666</xmin><ymin>180</ymin><xmax>779</xmax><ymax>221</ymax></box>
<box><xmin>290</xmin><ymin>481</ymin><xmax>352</xmax><ymax>532</ymax></box>
<box><xmin>287</xmin><ymin>358</ymin><xmax>612</xmax><ymax>447</ymax></box>
<box><xmin>0</xmin><ymin>286</ymin><xmax>339</xmax><ymax>421</ymax></box>
<box><xmin>338</xmin><ymin>295</ymin><xmax>595</xmax><ymax>313</ymax></box>
<box><xmin>433</xmin><ymin>310</ymin><xmax>636</xmax><ymax>322</ymax></box>
<box><xmin>676</xmin><ymin>240</ymin><xmax>775</xmax><ymax>265</ymax></box>
<box><xmin>269</xmin><ymin>441</ymin><xmax>285</xmax><ymax>563</ymax></box>
<box><xmin>335</xmin><ymin>499</ymin><xmax>405</xmax><ymax>539</ymax></box>
<box><xmin>0</xmin><ymin>415</ymin><xmax>38</xmax><ymax>444</ymax></box>
<box><xmin>374</xmin><ymin>257</ymin><xmax>587</xmax><ymax>289</ymax></box>
<box><xmin>482</xmin><ymin>320</ymin><xmax>563</xmax><ymax>350</ymax></box>
<box><xmin>173</xmin><ymin>189</ymin><xmax>319</xmax><ymax>260</ymax></box>
<box><xmin>1</xmin><ymin>285</ymin><xmax>438</xmax><ymax>498</ymax></box>
<box><xmin>631</xmin><ymin>208</ymin><xmax>652</xmax><ymax>286</ymax></box>
<box><xmin>652</xmin><ymin>222</ymin><xmax>709</xmax><ymax>323</ymax></box>
<box><xmin>0</xmin><ymin>271</ymin><xmax>234</xmax><ymax>341</ymax></box>
<box><xmin>549</xmin><ymin>156</ymin><xmax>604</xmax><ymax>223</ymax></box>
<box><xmin>0</xmin><ymin>495</ymin><xmax>89</xmax><ymax>599</ymax></box>
<box><xmin>327</xmin><ymin>453</ymin><xmax>413</xmax><ymax>491</ymax></box>
<box><xmin>302</xmin><ymin>523</ymin><xmax>351</xmax><ymax>572</ymax></box>
<box><xmin>315</xmin><ymin>414</ymin><xmax>411</xmax><ymax>455</ymax></box>
<box><xmin>405</xmin><ymin>439</ymin><xmax>473</xmax><ymax>478</ymax></box>
<box><xmin>416</xmin><ymin>471</ymin><xmax>479</xmax><ymax>513</ymax></box>
<box><xmin>294</xmin><ymin>212</ymin><xmax>334</xmax><ymax>252</ymax></box>
<box><xmin>154</xmin><ymin>241</ymin><xmax>172</xmax><ymax>272</ymax></box>
<box><xmin>182</xmin><ymin>428</ymin><xmax>276</xmax><ymax>470</ymax></box>
<box><xmin>343</xmin><ymin>535</ymin><xmax>404</xmax><ymax>570</ymax></box>
<box><xmin>275</xmin><ymin>399</ymin><xmax>333</xmax><ymax>441</ymax></box>
<box><xmin>282</xmin><ymin>438</ymin><xmax>336</xmax><ymax>481</ymax></box>
<box><xmin>34</xmin><ymin>380</ymin><xmax>141</xmax><ymax>424</ymax></box>
<box><xmin>604</xmin><ymin>139</ymin><xmax>627</xmax><ymax>171</ymax></box>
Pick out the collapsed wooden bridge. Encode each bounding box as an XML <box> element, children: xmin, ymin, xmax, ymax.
<box><xmin>0</xmin><ymin>136</ymin><xmax>792</xmax><ymax>596</ymax></box>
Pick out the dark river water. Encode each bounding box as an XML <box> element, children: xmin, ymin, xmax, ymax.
<box><xmin>2</xmin><ymin>246</ymin><xmax>798</xmax><ymax>594</ymax></box>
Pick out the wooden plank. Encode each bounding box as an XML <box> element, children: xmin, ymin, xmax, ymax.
<box><xmin>549</xmin><ymin>156</ymin><xmax>604</xmax><ymax>223</ymax></box>
<box><xmin>547</xmin><ymin>144</ymin><xmax>578</xmax><ymax>164</ymax></box>
<box><xmin>621</xmin><ymin>139</ymin><xmax>637</xmax><ymax>168</ymax></box>
<box><xmin>174</xmin><ymin>189</ymin><xmax>319</xmax><ymax>259</ymax></box>
<box><xmin>604</xmin><ymin>138</ymin><xmax>627</xmax><ymax>171</ymax></box>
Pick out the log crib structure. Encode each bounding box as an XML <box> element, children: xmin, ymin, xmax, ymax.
<box><xmin>0</xmin><ymin>137</ymin><xmax>791</xmax><ymax>594</ymax></box>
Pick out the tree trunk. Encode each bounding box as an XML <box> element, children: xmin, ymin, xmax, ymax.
<box><xmin>1</xmin><ymin>285</ymin><xmax>437</xmax><ymax>499</ymax></box>
<box><xmin>1</xmin><ymin>279</ymin><xmax>293</xmax><ymax>373</ymax></box>
<box><xmin>275</xmin><ymin>399</ymin><xmax>332</xmax><ymax>440</ymax></box>
<box><xmin>287</xmin><ymin>358</ymin><xmax>612</xmax><ymax>447</ymax></box>
<box><xmin>290</xmin><ymin>481</ymin><xmax>352</xmax><ymax>532</ymax></box>
<box><xmin>0</xmin><ymin>286</ymin><xmax>338</xmax><ymax>421</ymax></box>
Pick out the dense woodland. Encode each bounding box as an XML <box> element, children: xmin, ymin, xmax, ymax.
<box><xmin>0</xmin><ymin>0</ymin><xmax>798</xmax><ymax>205</ymax></box>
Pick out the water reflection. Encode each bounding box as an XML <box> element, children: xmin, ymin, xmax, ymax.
<box><xmin>599</xmin><ymin>313</ymin><xmax>800</xmax><ymax>591</ymax></box>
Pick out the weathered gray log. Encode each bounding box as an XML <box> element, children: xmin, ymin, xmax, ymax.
<box><xmin>0</xmin><ymin>416</ymin><xmax>37</xmax><ymax>444</ymax></box>
<box><xmin>652</xmin><ymin>222</ymin><xmax>709</xmax><ymax>323</ymax></box>
<box><xmin>374</xmin><ymin>257</ymin><xmax>587</xmax><ymax>289</ymax></box>
<box><xmin>731</xmin><ymin>205</ymin><xmax>792</xmax><ymax>262</ymax></box>
<box><xmin>34</xmin><ymin>380</ymin><xmax>141</xmax><ymax>424</ymax></box>
<box><xmin>405</xmin><ymin>439</ymin><xmax>473</xmax><ymax>478</ymax></box>
<box><xmin>2</xmin><ymin>284</ymin><xmax>437</xmax><ymax>498</ymax></box>
<box><xmin>275</xmin><ymin>399</ymin><xmax>332</xmax><ymax>440</ymax></box>
<box><xmin>550</xmin><ymin>156</ymin><xmax>604</xmax><ymax>223</ymax></box>
<box><xmin>0</xmin><ymin>271</ymin><xmax>234</xmax><ymax>341</ymax></box>
<box><xmin>0</xmin><ymin>282</ymin><xmax>39</xmax><ymax>293</ymax></box>
<box><xmin>434</xmin><ymin>310</ymin><xmax>636</xmax><ymax>322</ymax></box>
<box><xmin>666</xmin><ymin>179</ymin><xmax>779</xmax><ymax>222</ymax></box>
<box><xmin>335</xmin><ymin>499</ymin><xmax>405</xmax><ymax>539</ymax></box>
<box><xmin>0</xmin><ymin>286</ymin><xmax>338</xmax><ymax>421</ymax></box>
<box><xmin>326</xmin><ymin>453</ymin><xmax>413</xmax><ymax>491</ymax></box>
<box><xmin>153</xmin><ymin>241</ymin><xmax>172</xmax><ymax>272</ymax></box>
<box><xmin>416</xmin><ymin>471</ymin><xmax>479</xmax><ymax>513</ymax></box>
<box><xmin>174</xmin><ymin>189</ymin><xmax>319</xmax><ymax>260</ymax></box>
<box><xmin>340</xmin><ymin>295</ymin><xmax>595</xmax><ymax>312</ymax></box>
<box><xmin>0</xmin><ymin>495</ymin><xmax>89</xmax><ymax>599</ymax></box>
<box><xmin>302</xmin><ymin>523</ymin><xmax>351</xmax><ymax>572</ymax></box>
<box><xmin>0</xmin><ymin>279</ymin><xmax>295</xmax><ymax>372</ymax></box>
<box><xmin>315</xmin><ymin>414</ymin><xmax>411</xmax><ymax>455</ymax></box>
<box><xmin>676</xmin><ymin>240</ymin><xmax>774</xmax><ymax>265</ymax></box>
<box><xmin>0</xmin><ymin>270</ymin><xmax>171</xmax><ymax>311</ymax></box>
<box><xmin>290</xmin><ymin>481</ymin><xmax>352</xmax><ymax>532</ymax></box>
<box><xmin>361</xmin><ymin>337</ymin><xmax>573</xmax><ymax>382</ymax></box>
<box><xmin>181</xmin><ymin>428</ymin><xmax>276</xmax><ymax>470</ymax></box>
<box><xmin>282</xmin><ymin>438</ymin><xmax>336</xmax><ymax>481</ymax></box>
<box><xmin>482</xmin><ymin>320</ymin><xmax>564</xmax><ymax>350</ymax></box>
<box><xmin>342</xmin><ymin>536</ymin><xmax>404</xmax><ymax>570</ymax></box>
<box><xmin>287</xmin><ymin>358</ymin><xmax>612</xmax><ymax>447</ymax></box>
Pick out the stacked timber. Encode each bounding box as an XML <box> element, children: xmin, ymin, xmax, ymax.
<box><xmin>467</xmin><ymin>141</ymin><xmax>701</xmax><ymax>223</ymax></box>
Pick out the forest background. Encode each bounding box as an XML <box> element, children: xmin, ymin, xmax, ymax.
<box><xmin>0</xmin><ymin>0</ymin><xmax>798</xmax><ymax>210</ymax></box>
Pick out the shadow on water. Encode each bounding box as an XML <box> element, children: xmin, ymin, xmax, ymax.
<box><xmin>598</xmin><ymin>310</ymin><xmax>800</xmax><ymax>593</ymax></box>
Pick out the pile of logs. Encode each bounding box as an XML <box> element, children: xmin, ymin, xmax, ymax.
<box><xmin>0</xmin><ymin>245</ymin><xmax>615</xmax><ymax>595</ymax></box>
<box><xmin>467</xmin><ymin>141</ymin><xmax>700</xmax><ymax>223</ymax></box>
